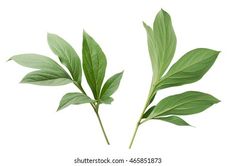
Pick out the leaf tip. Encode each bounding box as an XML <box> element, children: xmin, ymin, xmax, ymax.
<box><xmin>19</xmin><ymin>80</ymin><xmax>25</xmax><ymax>84</ymax></box>
<box><xmin>83</xmin><ymin>29</ymin><xmax>88</xmax><ymax>36</ymax></box>
<box><xmin>160</xmin><ymin>8</ymin><xmax>165</xmax><ymax>12</ymax></box>
<box><xmin>120</xmin><ymin>70</ymin><xmax>124</xmax><ymax>75</ymax></box>
<box><xmin>47</xmin><ymin>32</ymin><xmax>57</xmax><ymax>42</ymax></box>
<box><xmin>216</xmin><ymin>50</ymin><xmax>221</xmax><ymax>56</ymax></box>
<box><xmin>215</xmin><ymin>98</ymin><xmax>221</xmax><ymax>103</ymax></box>
<box><xmin>83</xmin><ymin>30</ymin><xmax>90</xmax><ymax>41</ymax></box>
<box><xmin>47</xmin><ymin>32</ymin><xmax>53</xmax><ymax>38</ymax></box>
<box><xmin>142</xmin><ymin>21</ymin><xmax>147</xmax><ymax>26</ymax></box>
<box><xmin>210</xmin><ymin>95</ymin><xmax>220</xmax><ymax>104</ymax></box>
<box><xmin>7</xmin><ymin>57</ymin><xmax>12</xmax><ymax>62</ymax></box>
<box><xmin>160</xmin><ymin>8</ymin><xmax>168</xmax><ymax>15</ymax></box>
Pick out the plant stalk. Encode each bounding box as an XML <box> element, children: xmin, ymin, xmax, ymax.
<box><xmin>129</xmin><ymin>115</ymin><xmax>141</xmax><ymax>149</ymax></box>
<box><xmin>129</xmin><ymin>84</ymin><xmax>157</xmax><ymax>149</ymax></box>
<box><xmin>95</xmin><ymin>110</ymin><xmax>110</xmax><ymax>145</ymax></box>
<box><xmin>74</xmin><ymin>82</ymin><xmax>110</xmax><ymax>145</ymax></box>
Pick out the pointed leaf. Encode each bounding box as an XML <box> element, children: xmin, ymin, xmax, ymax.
<box><xmin>57</xmin><ymin>92</ymin><xmax>93</xmax><ymax>111</ymax></box>
<box><xmin>146</xmin><ymin>91</ymin><xmax>220</xmax><ymax>119</ymax></box>
<box><xmin>157</xmin><ymin>48</ymin><xmax>219</xmax><ymax>90</ymax></box>
<box><xmin>143</xmin><ymin>22</ymin><xmax>159</xmax><ymax>81</ymax></box>
<box><xmin>9</xmin><ymin>54</ymin><xmax>70</xmax><ymax>74</ymax></box>
<box><xmin>156</xmin><ymin>116</ymin><xmax>191</xmax><ymax>126</ymax></box>
<box><xmin>153</xmin><ymin>9</ymin><xmax>177</xmax><ymax>78</ymax></box>
<box><xmin>82</xmin><ymin>31</ymin><xmax>107</xmax><ymax>99</ymax></box>
<box><xmin>47</xmin><ymin>33</ymin><xmax>82</xmax><ymax>84</ymax></box>
<box><xmin>100</xmin><ymin>71</ymin><xmax>123</xmax><ymax>100</ymax></box>
<box><xmin>21</xmin><ymin>70</ymin><xmax>72</xmax><ymax>86</ymax></box>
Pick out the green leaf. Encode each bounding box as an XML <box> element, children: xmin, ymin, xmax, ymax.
<box><xmin>47</xmin><ymin>33</ymin><xmax>82</xmax><ymax>84</ymax></box>
<box><xmin>100</xmin><ymin>71</ymin><xmax>123</xmax><ymax>100</ymax></box>
<box><xmin>57</xmin><ymin>92</ymin><xmax>94</xmax><ymax>111</ymax></box>
<box><xmin>142</xmin><ymin>106</ymin><xmax>155</xmax><ymax>118</ymax></box>
<box><xmin>100</xmin><ymin>97</ymin><xmax>114</xmax><ymax>104</ymax></box>
<box><xmin>9</xmin><ymin>54</ymin><xmax>70</xmax><ymax>74</ymax></box>
<box><xmin>145</xmin><ymin>9</ymin><xmax>176</xmax><ymax>81</ymax></box>
<box><xmin>156</xmin><ymin>48</ymin><xmax>220</xmax><ymax>90</ymax></box>
<box><xmin>21</xmin><ymin>70</ymin><xmax>72</xmax><ymax>86</ymax></box>
<box><xmin>82</xmin><ymin>31</ymin><xmax>107</xmax><ymax>99</ymax></box>
<box><xmin>146</xmin><ymin>91</ymin><xmax>220</xmax><ymax>119</ymax></box>
<box><xmin>153</xmin><ymin>9</ymin><xmax>177</xmax><ymax>78</ymax></box>
<box><xmin>156</xmin><ymin>116</ymin><xmax>191</xmax><ymax>126</ymax></box>
<box><xmin>9</xmin><ymin>54</ymin><xmax>72</xmax><ymax>86</ymax></box>
<box><xmin>143</xmin><ymin>9</ymin><xmax>176</xmax><ymax>106</ymax></box>
<box><xmin>143</xmin><ymin>22</ymin><xmax>158</xmax><ymax>81</ymax></box>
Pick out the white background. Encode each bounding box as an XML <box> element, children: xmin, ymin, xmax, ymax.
<box><xmin>0</xmin><ymin>0</ymin><xmax>234</xmax><ymax>165</ymax></box>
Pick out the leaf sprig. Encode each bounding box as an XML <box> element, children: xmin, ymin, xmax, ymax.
<box><xmin>129</xmin><ymin>9</ymin><xmax>220</xmax><ymax>148</ymax></box>
<box><xmin>9</xmin><ymin>31</ymin><xmax>123</xmax><ymax>145</ymax></box>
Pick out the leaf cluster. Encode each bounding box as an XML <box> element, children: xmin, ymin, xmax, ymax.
<box><xmin>141</xmin><ymin>9</ymin><xmax>220</xmax><ymax>126</ymax></box>
<box><xmin>9</xmin><ymin>32</ymin><xmax>123</xmax><ymax>111</ymax></box>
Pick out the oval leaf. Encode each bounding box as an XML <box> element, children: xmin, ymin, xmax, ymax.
<box><xmin>82</xmin><ymin>31</ymin><xmax>107</xmax><ymax>99</ymax></box>
<box><xmin>156</xmin><ymin>116</ymin><xmax>191</xmax><ymax>126</ymax></box>
<box><xmin>157</xmin><ymin>48</ymin><xmax>219</xmax><ymax>90</ymax></box>
<box><xmin>100</xmin><ymin>71</ymin><xmax>123</xmax><ymax>100</ymax></box>
<box><xmin>146</xmin><ymin>91</ymin><xmax>220</xmax><ymax>119</ymax></box>
<box><xmin>47</xmin><ymin>33</ymin><xmax>82</xmax><ymax>84</ymax></box>
<box><xmin>21</xmin><ymin>70</ymin><xmax>72</xmax><ymax>86</ymax></box>
<box><xmin>57</xmin><ymin>92</ymin><xmax>94</xmax><ymax>111</ymax></box>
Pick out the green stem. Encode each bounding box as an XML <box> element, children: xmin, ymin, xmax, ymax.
<box><xmin>129</xmin><ymin>84</ymin><xmax>158</xmax><ymax>149</ymax></box>
<box><xmin>95</xmin><ymin>110</ymin><xmax>110</xmax><ymax>145</ymax></box>
<box><xmin>129</xmin><ymin>106</ymin><xmax>147</xmax><ymax>149</ymax></box>
<box><xmin>129</xmin><ymin>114</ymin><xmax>142</xmax><ymax>149</ymax></box>
<box><xmin>74</xmin><ymin>82</ymin><xmax>110</xmax><ymax>145</ymax></box>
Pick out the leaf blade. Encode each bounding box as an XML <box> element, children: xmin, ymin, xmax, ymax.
<box><xmin>153</xmin><ymin>9</ymin><xmax>177</xmax><ymax>78</ymax></box>
<box><xmin>157</xmin><ymin>48</ymin><xmax>220</xmax><ymax>90</ymax></box>
<box><xmin>100</xmin><ymin>71</ymin><xmax>123</xmax><ymax>100</ymax></box>
<box><xmin>57</xmin><ymin>92</ymin><xmax>94</xmax><ymax>111</ymax></box>
<box><xmin>47</xmin><ymin>33</ymin><xmax>82</xmax><ymax>84</ymax></box>
<box><xmin>146</xmin><ymin>91</ymin><xmax>220</xmax><ymax>119</ymax></box>
<box><xmin>143</xmin><ymin>22</ymin><xmax>159</xmax><ymax>81</ymax></box>
<box><xmin>156</xmin><ymin>116</ymin><xmax>191</xmax><ymax>126</ymax></box>
<box><xmin>82</xmin><ymin>31</ymin><xmax>107</xmax><ymax>99</ymax></box>
<box><xmin>9</xmin><ymin>54</ymin><xmax>69</xmax><ymax>73</ymax></box>
<box><xmin>21</xmin><ymin>70</ymin><xmax>72</xmax><ymax>86</ymax></box>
